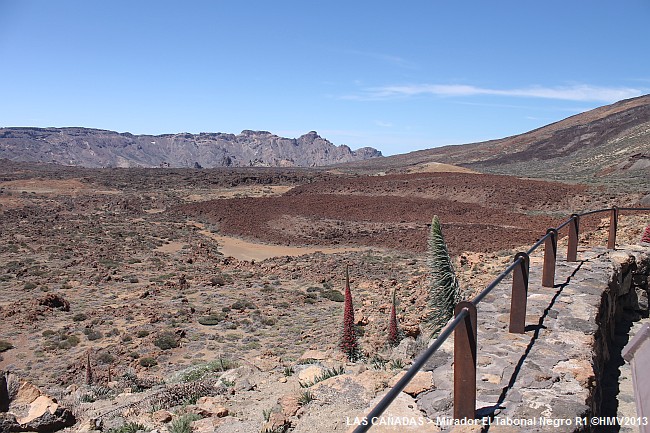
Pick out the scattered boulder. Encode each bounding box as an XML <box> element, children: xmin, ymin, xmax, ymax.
<box><xmin>298</xmin><ymin>349</ymin><xmax>330</xmax><ymax>362</ymax></box>
<box><xmin>195</xmin><ymin>396</ymin><xmax>228</xmax><ymax>417</ymax></box>
<box><xmin>37</xmin><ymin>293</ymin><xmax>70</xmax><ymax>311</ymax></box>
<box><xmin>0</xmin><ymin>372</ymin><xmax>75</xmax><ymax>432</ymax></box>
<box><xmin>388</xmin><ymin>371</ymin><xmax>434</xmax><ymax>397</ymax></box>
<box><xmin>190</xmin><ymin>416</ymin><xmax>220</xmax><ymax>433</ymax></box>
<box><xmin>152</xmin><ymin>409</ymin><xmax>172</xmax><ymax>423</ymax></box>
<box><xmin>297</xmin><ymin>365</ymin><xmax>325</xmax><ymax>385</ymax></box>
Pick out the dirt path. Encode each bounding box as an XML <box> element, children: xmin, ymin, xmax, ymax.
<box><xmin>191</xmin><ymin>222</ymin><xmax>367</xmax><ymax>261</ymax></box>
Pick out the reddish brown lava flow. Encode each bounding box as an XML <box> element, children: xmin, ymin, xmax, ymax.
<box><xmin>175</xmin><ymin>172</ymin><xmax>593</xmax><ymax>254</ymax></box>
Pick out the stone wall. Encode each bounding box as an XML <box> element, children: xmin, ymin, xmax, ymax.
<box><xmin>412</xmin><ymin>246</ymin><xmax>649</xmax><ymax>432</ymax></box>
<box><xmin>591</xmin><ymin>248</ymin><xmax>649</xmax><ymax>430</ymax></box>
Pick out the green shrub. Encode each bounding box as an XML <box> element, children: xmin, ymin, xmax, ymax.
<box><xmin>0</xmin><ymin>340</ymin><xmax>13</xmax><ymax>352</ymax></box>
<box><xmin>298</xmin><ymin>390</ymin><xmax>314</xmax><ymax>406</ymax></box>
<box><xmin>198</xmin><ymin>313</ymin><xmax>226</xmax><ymax>326</ymax></box>
<box><xmin>169</xmin><ymin>414</ymin><xmax>202</xmax><ymax>433</ymax></box>
<box><xmin>97</xmin><ymin>353</ymin><xmax>115</xmax><ymax>364</ymax></box>
<box><xmin>178</xmin><ymin>358</ymin><xmax>237</xmax><ymax>382</ymax></box>
<box><xmin>139</xmin><ymin>357</ymin><xmax>157</xmax><ymax>367</ymax></box>
<box><xmin>153</xmin><ymin>332</ymin><xmax>179</xmax><ymax>350</ymax></box>
<box><xmin>23</xmin><ymin>282</ymin><xmax>37</xmax><ymax>290</ymax></box>
<box><xmin>210</xmin><ymin>274</ymin><xmax>232</xmax><ymax>286</ymax></box>
<box><xmin>137</xmin><ymin>330</ymin><xmax>150</xmax><ymax>338</ymax></box>
<box><xmin>84</xmin><ymin>329</ymin><xmax>103</xmax><ymax>341</ymax></box>
<box><xmin>370</xmin><ymin>355</ymin><xmax>388</xmax><ymax>370</ymax></box>
<box><xmin>106</xmin><ymin>422</ymin><xmax>149</xmax><ymax>433</ymax></box>
<box><xmin>220</xmin><ymin>378</ymin><xmax>235</xmax><ymax>387</ymax></box>
<box><xmin>72</xmin><ymin>313</ymin><xmax>87</xmax><ymax>322</ymax></box>
<box><xmin>299</xmin><ymin>366</ymin><xmax>345</xmax><ymax>388</ymax></box>
<box><xmin>231</xmin><ymin>299</ymin><xmax>256</xmax><ymax>311</ymax></box>
<box><xmin>321</xmin><ymin>290</ymin><xmax>344</xmax><ymax>302</ymax></box>
<box><xmin>59</xmin><ymin>335</ymin><xmax>80</xmax><ymax>349</ymax></box>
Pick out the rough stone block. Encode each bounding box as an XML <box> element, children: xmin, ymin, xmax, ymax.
<box><xmin>635</xmin><ymin>287</ymin><xmax>648</xmax><ymax>311</ymax></box>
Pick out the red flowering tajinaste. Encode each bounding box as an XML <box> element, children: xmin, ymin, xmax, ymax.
<box><xmin>340</xmin><ymin>265</ymin><xmax>359</xmax><ymax>361</ymax></box>
<box><xmin>642</xmin><ymin>224</ymin><xmax>650</xmax><ymax>243</ymax></box>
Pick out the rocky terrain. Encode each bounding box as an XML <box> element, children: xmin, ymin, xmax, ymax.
<box><xmin>343</xmin><ymin>95</ymin><xmax>650</xmax><ymax>192</ymax></box>
<box><xmin>1</xmin><ymin>94</ymin><xmax>649</xmax><ymax>432</ymax></box>
<box><xmin>0</xmin><ymin>128</ymin><xmax>382</xmax><ymax>168</ymax></box>
<box><xmin>175</xmin><ymin>172</ymin><xmax>618</xmax><ymax>255</ymax></box>
<box><xmin>0</xmin><ymin>158</ymin><xmax>648</xmax><ymax>432</ymax></box>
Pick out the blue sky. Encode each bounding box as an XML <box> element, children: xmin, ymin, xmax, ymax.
<box><xmin>1</xmin><ymin>1</ymin><xmax>649</xmax><ymax>156</ymax></box>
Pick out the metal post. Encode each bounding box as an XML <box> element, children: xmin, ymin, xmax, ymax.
<box><xmin>608</xmin><ymin>207</ymin><xmax>618</xmax><ymax>250</ymax></box>
<box><xmin>454</xmin><ymin>301</ymin><xmax>477</xmax><ymax>421</ymax></box>
<box><xmin>542</xmin><ymin>228</ymin><xmax>557</xmax><ymax>288</ymax></box>
<box><xmin>567</xmin><ymin>214</ymin><xmax>580</xmax><ymax>262</ymax></box>
<box><xmin>509</xmin><ymin>252</ymin><xmax>529</xmax><ymax>334</ymax></box>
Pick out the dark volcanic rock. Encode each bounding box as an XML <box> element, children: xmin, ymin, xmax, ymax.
<box><xmin>0</xmin><ymin>127</ymin><xmax>382</xmax><ymax>168</ymax></box>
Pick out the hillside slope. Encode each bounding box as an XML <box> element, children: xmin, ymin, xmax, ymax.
<box><xmin>0</xmin><ymin>128</ymin><xmax>382</xmax><ymax>168</ymax></box>
<box><xmin>345</xmin><ymin>95</ymin><xmax>650</xmax><ymax>190</ymax></box>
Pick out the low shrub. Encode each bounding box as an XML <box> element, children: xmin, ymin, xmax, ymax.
<box><xmin>210</xmin><ymin>274</ymin><xmax>232</xmax><ymax>287</ymax></box>
<box><xmin>298</xmin><ymin>390</ymin><xmax>314</xmax><ymax>406</ymax></box>
<box><xmin>198</xmin><ymin>313</ymin><xmax>226</xmax><ymax>326</ymax></box>
<box><xmin>97</xmin><ymin>353</ymin><xmax>115</xmax><ymax>364</ymax></box>
<box><xmin>72</xmin><ymin>313</ymin><xmax>88</xmax><ymax>322</ymax></box>
<box><xmin>231</xmin><ymin>299</ymin><xmax>256</xmax><ymax>311</ymax></box>
<box><xmin>84</xmin><ymin>329</ymin><xmax>103</xmax><ymax>341</ymax></box>
<box><xmin>321</xmin><ymin>290</ymin><xmax>344</xmax><ymax>302</ymax></box>
<box><xmin>169</xmin><ymin>414</ymin><xmax>202</xmax><ymax>433</ymax></box>
<box><xmin>139</xmin><ymin>357</ymin><xmax>157</xmax><ymax>367</ymax></box>
<box><xmin>299</xmin><ymin>366</ymin><xmax>345</xmax><ymax>388</ymax></box>
<box><xmin>178</xmin><ymin>358</ymin><xmax>237</xmax><ymax>382</ymax></box>
<box><xmin>107</xmin><ymin>422</ymin><xmax>149</xmax><ymax>433</ymax></box>
<box><xmin>154</xmin><ymin>331</ymin><xmax>179</xmax><ymax>350</ymax></box>
<box><xmin>0</xmin><ymin>340</ymin><xmax>13</xmax><ymax>352</ymax></box>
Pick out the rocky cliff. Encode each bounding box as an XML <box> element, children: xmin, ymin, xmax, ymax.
<box><xmin>0</xmin><ymin>128</ymin><xmax>382</xmax><ymax>168</ymax></box>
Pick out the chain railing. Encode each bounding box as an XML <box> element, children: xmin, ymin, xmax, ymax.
<box><xmin>352</xmin><ymin>206</ymin><xmax>650</xmax><ymax>433</ymax></box>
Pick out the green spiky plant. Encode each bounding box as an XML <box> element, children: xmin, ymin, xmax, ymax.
<box><xmin>424</xmin><ymin>215</ymin><xmax>461</xmax><ymax>337</ymax></box>
<box><xmin>340</xmin><ymin>265</ymin><xmax>360</xmax><ymax>361</ymax></box>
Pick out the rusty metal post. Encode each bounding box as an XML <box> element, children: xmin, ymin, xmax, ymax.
<box><xmin>608</xmin><ymin>207</ymin><xmax>618</xmax><ymax>250</ymax></box>
<box><xmin>509</xmin><ymin>252</ymin><xmax>529</xmax><ymax>334</ymax></box>
<box><xmin>567</xmin><ymin>214</ymin><xmax>580</xmax><ymax>262</ymax></box>
<box><xmin>542</xmin><ymin>228</ymin><xmax>558</xmax><ymax>288</ymax></box>
<box><xmin>454</xmin><ymin>301</ymin><xmax>477</xmax><ymax>421</ymax></box>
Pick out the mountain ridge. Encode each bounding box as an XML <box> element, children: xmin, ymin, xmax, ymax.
<box><xmin>341</xmin><ymin>94</ymin><xmax>650</xmax><ymax>190</ymax></box>
<box><xmin>0</xmin><ymin>127</ymin><xmax>382</xmax><ymax>168</ymax></box>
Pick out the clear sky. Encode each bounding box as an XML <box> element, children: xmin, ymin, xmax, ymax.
<box><xmin>1</xmin><ymin>1</ymin><xmax>649</xmax><ymax>156</ymax></box>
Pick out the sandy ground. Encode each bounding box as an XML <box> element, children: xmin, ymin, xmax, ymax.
<box><xmin>0</xmin><ymin>179</ymin><xmax>119</xmax><ymax>195</ymax></box>
<box><xmin>191</xmin><ymin>222</ymin><xmax>368</xmax><ymax>261</ymax></box>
